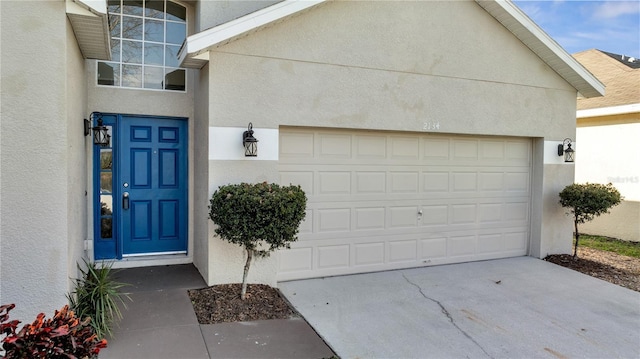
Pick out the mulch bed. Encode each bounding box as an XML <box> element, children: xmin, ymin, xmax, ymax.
<box><xmin>544</xmin><ymin>247</ymin><xmax>640</xmax><ymax>292</ymax></box>
<box><xmin>188</xmin><ymin>283</ymin><xmax>297</xmax><ymax>324</ymax></box>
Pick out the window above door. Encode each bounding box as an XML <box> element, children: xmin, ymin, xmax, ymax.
<box><xmin>97</xmin><ymin>0</ymin><xmax>187</xmax><ymax>92</ymax></box>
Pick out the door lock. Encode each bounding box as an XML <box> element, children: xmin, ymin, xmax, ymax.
<box><xmin>123</xmin><ymin>192</ymin><xmax>130</xmax><ymax>210</ymax></box>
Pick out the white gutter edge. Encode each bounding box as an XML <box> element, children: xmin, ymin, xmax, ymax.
<box><xmin>577</xmin><ymin>103</ymin><xmax>640</xmax><ymax>118</ymax></box>
<box><xmin>69</xmin><ymin>0</ymin><xmax>107</xmax><ymax>16</ymax></box>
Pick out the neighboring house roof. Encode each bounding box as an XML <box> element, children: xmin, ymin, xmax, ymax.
<box><xmin>574</xmin><ymin>49</ymin><xmax>640</xmax><ymax>118</ymax></box>
<box><xmin>179</xmin><ymin>0</ymin><xmax>604</xmax><ymax>99</ymax></box>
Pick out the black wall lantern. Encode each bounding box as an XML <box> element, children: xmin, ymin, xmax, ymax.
<box><xmin>242</xmin><ymin>122</ymin><xmax>258</xmax><ymax>157</ymax></box>
<box><xmin>557</xmin><ymin>138</ymin><xmax>575</xmax><ymax>163</ymax></box>
<box><xmin>84</xmin><ymin>113</ymin><xmax>111</xmax><ymax>147</ymax></box>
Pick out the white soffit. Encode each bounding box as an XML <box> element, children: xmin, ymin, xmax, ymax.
<box><xmin>66</xmin><ymin>0</ymin><xmax>111</xmax><ymax>60</ymax></box>
<box><xmin>475</xmin><ymin>0</ymin><xmax>604</xmax><ymax>98</ymax></box>
<box><xmin>179</xmin><ymin>0</ymin><xmax>326</xmax><ymax>68</ymax></box>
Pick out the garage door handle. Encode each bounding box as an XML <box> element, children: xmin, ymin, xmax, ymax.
<box><xmin>418</xmin><ymin>210</ymin><xmax>423</xmax><ymax>216</ymax></box>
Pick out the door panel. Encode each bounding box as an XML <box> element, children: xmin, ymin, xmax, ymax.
<box><xmin>120</xmin><ymin>116</ymin><xmax>188</xmax><ymax>256</ymax></box>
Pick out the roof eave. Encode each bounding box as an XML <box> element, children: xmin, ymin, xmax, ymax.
<box><xmin>475</xmin><ymin>0</ymin><xmax>604</xmax><ymax>98</ymax></box>
<box><xmin>179</xmin><ymin>0</ymin><xmax>326</xmax><ymax>69</ymax></box>
<box><xmin>180</xmin><ymin>0</ymin><xmax>606</xmax><ymax>99</ymax></box>
<box><xmin>66</xmin><ymin>0</ymin><xmax>111</xmax><ymax>60</ymax></box>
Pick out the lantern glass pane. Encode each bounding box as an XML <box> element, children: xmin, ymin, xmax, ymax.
<box><xmin>244</xmin><ymin>142</ymin><xmax>257</xmax><ymax>157</ymax></box>
<box><xmin>565</xmin><ymin>150</ymin><xmax>574</xmax><ymax>163</ymax></box>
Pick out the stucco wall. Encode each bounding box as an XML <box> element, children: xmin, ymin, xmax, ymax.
<box><xmin>195</xmin><ymin>0</ymin><xmax>280</xmax><ymax>32</ymax></box>
<box><xmin>193</xmin><ymin>64</ymin><xmax>210</xmax><ymax>281</ymax></box>
<box><xmin>66</xmin><ymin>16</ymin><xmax>89</xmax><ymax>289</ymax></box>
<box><xmin>0</xmin><ymin>1</ymin><xmax>73</xmax><ymax>322</ymax></box>
<box><xmin>575</xmin><ymin>123</ymin><xmax>640</xmax><ymax>241</ymax></box>
<box><xmin>203</xmin><ymin>0</ymin><xmax>578</xmax><ymax>284</ymax></box>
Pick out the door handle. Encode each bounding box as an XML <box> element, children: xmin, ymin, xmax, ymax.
<box><xmin>123</xmin><ymin>192</ymin><xmax>130</xmax><ymax>210</ymax></box>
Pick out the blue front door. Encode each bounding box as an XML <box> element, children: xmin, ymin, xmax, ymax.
<box><xmin>120</xmin><ymin>116</ymin><xmax>188</xmax><ymax>256</ymax></box>
<box><xmin>94</xmin><ymin>114</ymin><xmax>188</xmax><ymax>259</ymax></box>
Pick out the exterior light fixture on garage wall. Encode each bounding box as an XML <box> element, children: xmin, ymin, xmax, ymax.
<box><xmin>243</xmin><ymin>122</ymin><xmax>258</xmax><ymax>157</ymax></box>
<box><xmin>84</xmin><ymin>112</ymin><xmax>111</xmax><ymax>147</ymax></box>
<box><xmin>557</xmin><ymin>138</ymin><xmax>575</xmax><ymax>163</ymax></box>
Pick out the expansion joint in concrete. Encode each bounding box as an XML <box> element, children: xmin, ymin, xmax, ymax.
<box><xmin>401</xmin><ymin>273</ymin><xmax>494</xmax><ymax>359</ymax></box>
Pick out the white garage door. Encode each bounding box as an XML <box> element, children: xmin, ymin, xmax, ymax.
<box><xmin>278</xmin><ymin>128</ymin><xmax>531</xmax><ymax>281</ymax></box>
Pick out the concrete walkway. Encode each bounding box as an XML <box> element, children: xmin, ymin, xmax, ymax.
<box><xmin>100</xmin><ymin>264</ymin><xmax>334</xmax><ymax>359</ymax></box>
<box><xmin>280</xmin><ymin>257</ymin><xmax>640</xmax><ymax>359</ymax></box>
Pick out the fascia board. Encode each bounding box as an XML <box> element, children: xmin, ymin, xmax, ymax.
<box><xmin>476</xmin><ymin>0</ymin><xmax>605</xmax><ymax>98</ymax></box>
<box><xmin>577</xmin><ymin>103</ymin><xmax>640</xmax><ymax>118</ymax></box>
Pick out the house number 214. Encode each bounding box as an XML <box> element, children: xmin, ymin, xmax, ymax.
<box><xmin>423</xmin><ymin>122</ymin><xmax>440</xmax><ymax>131</ymax></box>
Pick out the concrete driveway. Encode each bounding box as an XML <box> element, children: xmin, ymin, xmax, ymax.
<box><xmin>279</xmin><ymin>257</ymin><xmax>640</xmax><ymax>359</ymax></box>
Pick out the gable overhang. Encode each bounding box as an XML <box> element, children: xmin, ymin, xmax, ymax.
<box><xmin>475</xmin><ymin>0</ymin><xmax>604</xmax><ymax>98</ymax></box>
<box><xmin>66</xmin><ymin>0</ymin><xmax>111</xmax><ymax>60</ymax></box>
<box><xmin>178</xmin><ymin>0</ymin><xmax>326</xmax><ymax>68</ymax></box>
<box><xmin>180</xmin><ymin>0</ymin><xmax>605</xmax><ymax>99</ymax></box>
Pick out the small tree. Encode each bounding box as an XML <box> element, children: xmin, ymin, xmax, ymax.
<box><xmin>209</xmin><ymin>182</ymin><xmax>307</xmax><ymax>300</ymax></box>
<box><xmin>559</xmin><ymin>183</ymin><xmax>622</xmax><ymax>258</ymax></box>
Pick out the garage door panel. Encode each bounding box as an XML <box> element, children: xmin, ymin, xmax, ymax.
<box><xmin>356</xmin><ymin>172</ymin><xmax>386</xmax><ymax>193</ymax></box>
<box><xmin>505</xmin><ymin>172</ymin><xmax>530</xmax><ymax>192</ymax></box>
<box><xmin>480</xmin><ymin>141</ymin><xmax>506</xmax><ymax>160</ymax></box>
<box><xmin>419</xmin><ymin>237</ymin><xmax>448</xmax><ymax>260</ymax></box>
<box><xmin>390</xmin><ymin>136</ymin><xmax>420</xmax><ymax>159</ymax></box>
<box><xmin>452</xmin><ymin>172</ymin><xmax>478</xmax><ymax>191</ymax></box>
<box><xmin>452</xmin><ymin>140</ymin><xmax>479</xmax><ymax>160</ymax></box>
<box><xmin>449</xmin><ymin>235</ymin><xmax>477</xmax><ymax>257</ymax></box>
<box><xmin>423</xmin><ymin>171</ymin><xmax>450</xmax><ymax>192</ymax></box>
<box><xmin>278</xmin><ymin>128</ymin><xmax>531</xmax><ymax>281</ymax></box>
<box><xmin>388</xmin><ymin>240</ymin><xmax>418</xmax><ymax>263</ymax></box>
<box><xmin>354</xmin><ymin>242</ymin><xmax>385</xmax><ymax>266</ymax></box>
<box><xmin>279</xmin><ymin>248</ymin><xmax>313</xmax><ymax>272</ymax></box>
<box><xmin>317</xmin><ymin>208</ymin><xmax>351</xmax><ymax>232</ymax></box>
<box><xmin>478</xmin><ymin>203</ymin><xmax>503</xmax><ymax>222</ymax></box>
<box><xmin>280</xmin><ymin>132</ymin><xmax>314</xmax><ymax>158</ymax></box>
<box><xmin>451</xmin><ymin>204</ymin><xmax>477</xmax><ymax>224</ymax></box>
<box><xmin>317</xmin><ymin>245</ymin><xmax>350</xmax><ymax>269</ymax></box>
<box><xmin>389</xmin><ymin>206</ymin><xmax>420</xmax><ymax>228</ymax></box>
<box><xmin>423</xmin><ymin>138</ymin><xmax>450</xmax><ymax>159</ymax></box>
<box><xmin>389</xmin><ymin>172</ymin><xmax>420</xmax><ymax>193</ymax></box>
<box><xmin>318</xmin><ymin>133</ymin><xmax>352</xmax><ymax>159</ymax></box>
<box><xmin>506</xmin><ymin>141</ymin><xmax>531</xmax><ymax>161</ymax></box>
<box><xmin>355</xmin><ymin>207</ymin><xmax>386</xmax><ymax>230</ymax></box>
<box><xmin>355</xmin><ymin>135</ymin><xmax>387</xmax><ymax>159</ymax></box>
<box><xmin>479</xmin><ymin>172</ymin><xmax>505</xmax><ymax>191</ymax></box>
<box><xmin>317</xmin><ymin>171</ymin><xmax>351</xmax><ymax>195</ymax></box>
<box><xmin>421</xmin><ymin>205</ymin><xmax>449</xmax><ymax>226</ymax></box>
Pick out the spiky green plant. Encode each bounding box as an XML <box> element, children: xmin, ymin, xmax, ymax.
<box><xmin>67</xmin><ymin>260</ymin><xmax>130</xmax><ymax>338</ymax></box>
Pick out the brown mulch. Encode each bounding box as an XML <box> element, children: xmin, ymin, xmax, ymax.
<box><xmin>545</xmin><ymin>247</ymin><xmax>640</xmax><ymax>292</ymax></box>
<box><xmin>188</xmin><ymin>283</ymin><xmax>297</xmax><ymax>324</ymax></box>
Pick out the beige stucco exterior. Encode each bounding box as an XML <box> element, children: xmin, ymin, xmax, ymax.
<box><xmin>197</xmin><ymin>0</ymin><xmax>579</xmax><ymax>285</ymax></box>
<box><xmin>0</xmin><ymin>1</ymin><xmax>87</xmax><ymax>322</ymax></box>
<box><xmin>0</xmin><ymin>0</ymin><xmax>601</xmax><ymax>323</ymax></box>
